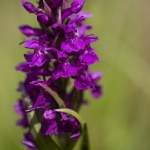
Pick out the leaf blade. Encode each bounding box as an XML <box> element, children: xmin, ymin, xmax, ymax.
<box><xmin>80</xmin><ymin>123</ymin><xmax>90</xmax><ymax>150</ymax></box>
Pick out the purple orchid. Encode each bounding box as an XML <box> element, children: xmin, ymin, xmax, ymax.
<box><xmin>22</xmin><ymin>132</ymin><xmax>38</xmax><ymax>150</ymax></box>
<box><xmin>15</xmin><ymin>0</ymin><xmax>102</xmax><ymax>149</ymax></box>
<box><xmin>14</xmin><ymin>100</ymin><xmax>29</xmax><ymax>128</ymax></box>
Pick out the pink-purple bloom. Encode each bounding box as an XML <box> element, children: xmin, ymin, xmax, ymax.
<box><xmin>15</xmin><ymin>0</ymin><xmax>103</xmax><ymax>149</ymax></box>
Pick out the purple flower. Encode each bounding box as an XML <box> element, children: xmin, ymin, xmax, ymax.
<box><xmin>61</xmin><ymin>38</ymin><xmax>85</xmax><ymax>53</ymax></box>
<box><xmin>41</xmin><ymin>110</ymin><xmax>81</xmax><ymax>139</ymax></box>
<box><xmin>74</xmin><ymin>73</ymin><xmax>94</xmax><ymax>90</ymax></box>
<box><xmin>89</xmin><ymin>71</ymin><xmax>103</xmax><ymax>99</ymax></box>
<box><xmin>14</xmin><ymin>100</ymin><xmax>29</xmax><ymax>128</ymax></box>
<box><xmin>19</xmin><ymin>25</ymin><xmax>41</xmax><ymax>36</ymax></box>
<box><xmin>22</xmin><ymin>132</ymin><xmax>38</xmax><ymax>150</ymax></box>
<box><xmin>20</xmin><ymin>35</ymin><xmax>49</xmax><ymax>67</ymax></box>
<box><xmin>52</xmin><ymin>62</ymin><xmax>77</xmax><ymax>79</ymax></box>
<box><xmin>50</xmin><ymin>0</ymin><xmax>63</xmax><ymax>8</ymax></box>
<box><xmin>81</xmin><ymin>48</ymin><xmax>99</xmax><ymax>64</ymax></box>
<box><xmin>37</xmin><ymin>13</ymin><xmax>49</xmax><ymax>24</ymax></box>
<box><xmin>71</xmin><ymin>0</ymin><xmax>86</xmax><ymax>13</ymax></box>
<box><xmin>15</xmin><ymin>0</ymin><xmax>102</xmax><ymax>149</ymax></box>
<box><xmin>40</xmin><ymin>110</ymin><xmax>59</xmax><ymax>135</ymax></box>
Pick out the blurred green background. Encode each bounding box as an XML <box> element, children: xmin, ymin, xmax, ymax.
<box><xmin>1</xmin><ymin>0</ymin><xmax>150</xmax><ymax>149</ymax></box>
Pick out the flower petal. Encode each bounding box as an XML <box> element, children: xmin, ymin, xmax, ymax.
<box><xmin>21</xmin><ymin>0</ymin><xmax>35</xmax><ymax>13</ymax></box>
<box><xmin>50</xmin><ymin>0</ymin><xmax>63</xmax><ymax>8</ymax></box>
<box><xmin>29</xmin><ymin>52</ymin><xmax>47</xmax><ymax>67</ymax></box>
<box><xmin>82</xmin><ymin>49</ymin><xmax>99</xmax><ymax>64</ymax></box>
<box><xmin>71</xmin><ymin>0</ymin><xmax>85</xmax><ymax>13</ymax></box>
<box><xmin>52</xmin><ymin>62</ymin><xmax>77</xmax><ymax>79</ymax></box>
<box><xmin>24</xmin><ymin>39</ymin><xmax>40</xmax><ymax>50</ymax></box>
<box><xmin>91</xmin><ymin>85</ymin><xmax>103</xmax><ymax>99</ymax></box>
<box><xmin>37</xmin><ymin>13</ymin><xmax>49</xmax><ymax>24</ymax></box>
<box><xmin>74</xmin><ymin>73</ymin><xmax>94</xmax><ymax>90</ymax></box>
<box><xmin>61</xmin><ymin>38</ymin><xmax>85</xmax><ymax>52</ymax></box>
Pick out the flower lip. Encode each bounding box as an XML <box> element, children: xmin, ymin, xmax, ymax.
<box><xmin>43</xmin><ymin>110</ymin><xmax>56</xmax><ymax>120</ymax></box>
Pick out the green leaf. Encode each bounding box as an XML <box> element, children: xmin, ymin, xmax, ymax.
<box><xmin>66</xmin><ymin>137</ymin><xmax>80</xmax><ymax>150</ymax></box>
<box><xmin>34</xmin><ymin>132</ymin><xmax>60</xmax><ymax>150</ymax></box>
<box><xmin>80</xmin><ymin>123</ymin><xmax>90</xmax><ymax>150</ymax></box>
<box><xmin>39</xmin><ymin>84</ymin><xmax>66</xmax><ymax>108</ymax></box>
<box><xmin>69</xmin><ymin>87</ymin><xmax>80</xmax><ymax>110</ymax></box>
